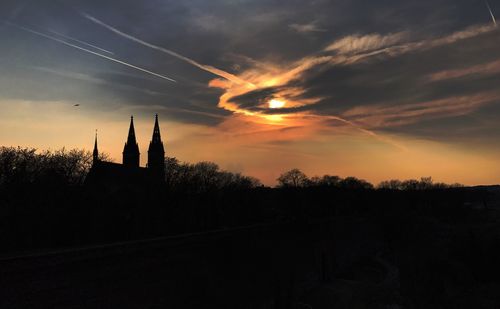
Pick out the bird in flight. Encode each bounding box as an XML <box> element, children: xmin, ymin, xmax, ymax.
<box><xmin>74</xmin><ymin>104</ymin><xmax>80</xmax><ymax>107</ymax></box>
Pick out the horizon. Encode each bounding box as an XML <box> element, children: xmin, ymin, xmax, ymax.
<box><xmin>2</xmin><ymin>0</ymin><xmax>500</xmax><ymax>186</ymax></box>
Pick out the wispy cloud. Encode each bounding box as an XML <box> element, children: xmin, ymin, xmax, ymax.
<box><xmin>75</xmin><ymin>9</ymin><xmax>500</xmax><ymax>149</ymax></box>
<box><xmin>47</xmin><ymin>29</ymin><xmax>114</xmax><ymax>55</ymax></box>
<box><xmin>32</xmin><ymin>66</ymin><xmax>171</xmax><ymax>96</ymax></box>
<box><xmin>324</xmin><ymin>32</ymin><xmax>407</xmax><ymax>55</ymax></box>
<box><xmin>208</xmin><ymin>22</ymin><xmax>499</xmax><ymax>145</ymax></box>
<box><xmin>81</xmin><ymin>12</ymin><xmax>252</xmax><ymax>87</ymax></box>
<box><xmin>214</xmin><ymin>23</ymin><xmax>496</xmax><ymax>114</ymax></box>
<box><xmin>79</xmin><ymin>8</ymin><xmax>498</xmax><ymax>137</ymax></box>
<box><xmin>5</xmin><ymin>21</ymin><xmax>177</xmax><ymax>83</ymax></box>
<box><xmin>343</xmin><ymin>92</ymin><xmax>500</xmax><ymax>128</ymax></box>
<box><xmin>324</xmin><ymin>24</ymin><xmax>496</xmax><ymax>66</ymax></box>
<box><xmin>289</xmin><ymin>21</ymin><xmax>326</xmax><ymax>33</ymax></box>
<box><xmin>428</xmin><ymin>58</ymin><xmax>500</xmax><ymax>81</ymax></box>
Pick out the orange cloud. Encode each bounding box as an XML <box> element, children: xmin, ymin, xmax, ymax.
<box><xmin>202</xmin><ymin>23</ymin><xmax>499</xmax><ymax>160</ymax></box>
<box><xmin>343</xmin><ymin>92</ymin><xmax>500</xmax><ymax>128</ymax></box>
<box><xmin>428</xmin><ymin>58</ymin><xmax>500</xmax><ymax>81</ymax></box>
<box><xmin>324</xmin><ymin>32</ymin><xmax>408</xmax><ymax>54</ymax></box>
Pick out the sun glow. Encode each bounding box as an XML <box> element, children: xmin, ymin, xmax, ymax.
<box><xmin>268</xmin><ymin>99</ymin><xmax>286</xmax><ymax>109</ymax></box>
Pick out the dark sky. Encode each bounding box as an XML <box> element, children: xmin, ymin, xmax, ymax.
<box><xmin>1</xmin><ymin>0</ymin><xmax>500</xmax><ymax>185</ymax></box>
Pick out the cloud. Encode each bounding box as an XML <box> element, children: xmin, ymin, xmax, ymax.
<box><xmin>324</xmin><ymin>32</ymin><xmax>407</xmax><ymax>54</ymax></box>
<box><xmin>3</xmin><ymin>1</ymin><xmax>500</xmax><ymax>139</ymax></box>
<box><xmin>6</xmin><ymin>21</ymin><xmax>177</xmax><ymax>82</ymax></box>
<box><xmin>198</xmin><ymin>17</ymin><xmax>500</xmax><ymax>152</ymax></box>
<box><xmin>46</xmin><ymin>28</ymin><xmax>114</xmax><ymax>55</ymax></box>
<box><xmin>81</xmin><ymin>12</ymin><xmax>252</xmax><ymax>87</ymax></box>
<box><xmin>289</xmin><ymin>21</ymin><xmax>326</xmax><ymax>33</ymax></box>
<box><xmin>343</xmin><ymin>92</ymin><xmax>500</xmax><ymax>128</ymax></box>
<box><xmin>32</xmin><ymin>66</ymin><xmax>171</xmax><ymax>96</ymax></box>
<box><xmin>427</xmin><ymin>58</ymin><xmax>500</xmax><ymax>81</ymax></box>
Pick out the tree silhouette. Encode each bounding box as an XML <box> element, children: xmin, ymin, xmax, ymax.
<box><xmin>277</xmin><ymin>168</ymin><xmax>309</xmax><ymax>187</ymax></box>
<box><xmin>0</xmin><ymin>146</ymin><xmax>109</xmax><ymax>187</ymax></box>
<box><xmin>309</xmin><ymin>175</ymin><xmax>342</xmax><ymax>187</ymax></box>
<box><xmin>377</xmin><ymin>177</ymin><xmax>463</xmax><ymax>190</ymax></box>
<box><xmin>377</xmin><ymin>179</ymin><xmax>404</xmax><ymax>190</ymax></box>
<box><xmin>338</xmin><ymin>176</ymin><xmax>373</xmax><ymax>189</ymax></box>
<box><xmin>164</xmin><ymin>157</ymin><xmax>261</xmax><ymax>193</ymax></box>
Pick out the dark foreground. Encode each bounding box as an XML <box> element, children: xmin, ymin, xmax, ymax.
<box><xmin>2</xmin><ymin>205</ymin><xmax>500</xmax><ymax>309</ymax></box>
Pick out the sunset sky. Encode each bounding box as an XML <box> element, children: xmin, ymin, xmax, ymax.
<box><xmin>1</xmin><ymin>0</ymin><xmax>500</xmax><ymax>185</ymax></box>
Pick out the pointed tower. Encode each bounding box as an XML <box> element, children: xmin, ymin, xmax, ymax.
<box><xmin>147</xmin><ymin>114</ymin><xmax>165</xmax><ymax>181</ymax></box>
<box><xmin>93</xmin><ymin>130</ymin><xmax>99</xmax><ymax>165</ymax></box>
<box><xmin>123</xmin><ymin>116</ymin><xmax>140</xmax><ymax>168</ymax></box>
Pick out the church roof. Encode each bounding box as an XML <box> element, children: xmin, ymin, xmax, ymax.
<box><xmin>85</xmin><ymin>161</ymin><xmax>151</xmax><ymax>188</ymax></box>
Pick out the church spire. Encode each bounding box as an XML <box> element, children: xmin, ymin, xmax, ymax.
<box><xmin>123</xmin><ymin>115</ymin><xmax>140</xmax><ymax>167</ymax></box>
<box><xmin>148</xmin><ymin>114</ymin><xmax>165</xmax><ymax>182</ymax></box>
<box><xmin>152</xmin><ymin>113</ymin><xmax>161</xmax><ymax>143</ymax></box>
<box><xmin>127</xmin><ymin>116</ymin><xmax>137</xmax><ymax>144</ymax></box>
<box><xmin>93</xmin><ymin>130</ymin><xmax>99</xmax><ymax>164</ymax></box>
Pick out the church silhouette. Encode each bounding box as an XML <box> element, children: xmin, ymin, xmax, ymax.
<box><xmin>85</xmin><ymin>114</ymin><xmax>166</xmax><ymax>188</ymax></box>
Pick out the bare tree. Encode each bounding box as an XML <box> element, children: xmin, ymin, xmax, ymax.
<box><xmin>164</xmin><ymin>157</ymin><xmax>262</xmax><ymax>192</ymax></box>
<box><xmin>377</xmin><ymin>179</ymin><xmax>403</xmax><ymax>190</ymax></box>
<box><xmin>378</xmin><ymin>177</ymin><xmax>463</xmax><ymax>190</ymax></box>
<box><xmin>0</xmin><ymin>147</ymin><xmax>94</xmax><ymax>186</ymax></box>
<box><xmin>339</xmin><ymin>177</ymin><xmax>373</xmax><ymax>189</ymax></box>
<box><xmin>277</xmin><ymin>168</ymin><xmax>309</xmax><ymax>187</ymax></box>
<box><xmin>310</xmin><ymin>175</ymin><xmax>342</xmax><ymax>187</ymax></box>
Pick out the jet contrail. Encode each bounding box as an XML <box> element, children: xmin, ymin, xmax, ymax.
<box><xmin>485</xmin><ymin>0</ymin><xmax>497</xmax><ymax>26</ymax></box>
<box><xmin>82</xmin><ymin>13</ymin><xmax>253</xmax><ymax>87</ymax></box>
<box><xmin>47</xmin><ymin>29</ymin><xmax>115</xmax><ymax>55</ymax></box>
<box><xmin>5</xmin><ymin>21</ymin><xmax>176</xmax><ymax>83</ymax></box>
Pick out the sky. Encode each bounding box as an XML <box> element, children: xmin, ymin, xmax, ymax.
<box><xmin>1</xmin><ymin>0</ymin><xmax>500</xmax><ymax>185</ymax></box>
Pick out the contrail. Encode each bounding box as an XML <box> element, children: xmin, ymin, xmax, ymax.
<box><xmin>47</xmin><ymin>29</ymin><xmax>115</xmax><ymax>55</ymax></box>
<box><xmin>82</xmin><ymin>13</ymin><xmax>253</xmax><ymax>87</ymax></box>
<box><xmin>5</xmin><ymin>21</ymin><xmax>176</xmax><ymax>83</ymax></box>
<box><xmin>485</xmin><ymin>0</ymin><xmax>497</xmax><ymax>26</ymax></box>
<box><xmin>311</xmin><ymin>114</ymin><xmax>407</xmax><ymax>151</ymax></box>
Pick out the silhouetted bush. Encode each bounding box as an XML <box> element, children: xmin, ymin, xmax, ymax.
<box><xmin>309</xmin><ymin>175</ymin><xmax>342</xmax><ymax>187</ymax></box>
<box><xmin>0</xmin><ymin>146</ymin><xmax>94</xmax><ymax>187</ymax></box>
<box><xmin>377</xmin><ymin>177</ymin><xmax>463</xmax><ymax>190</ymax></box>
<box><xmin>338</xmin><ymin>176</ymin><xmax>374</xmax><ymax>189</ymax></box>
<box><xmin>277</xmin><ymin>169</ymin><xmax>374</xmax><ymax>190</ymax></box>
<box><xmin>165</xmin><ymin>157</ymin><xmax>261</xmax><ymax>193</ymax></box>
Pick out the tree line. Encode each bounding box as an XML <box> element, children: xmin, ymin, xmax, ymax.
<box><xmin>0</xmin><ymin>146</ymin><xmax>486</xmax><ymax>254</ymax></box>
<box><xmin>0</xmin><ymin>146</ymin><xmax>463</xmax><ymax>190</ymax></box>
<box><xmin>276</xmin><ymin>168</ymin><xmax>463</xmax><ymax>190</ymax></box>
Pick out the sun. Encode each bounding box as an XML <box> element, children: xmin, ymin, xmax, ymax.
<box><xmin>268</xmin><ymin>99</ymin><xmax>286</xmax><ymax>109</ymax></box>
